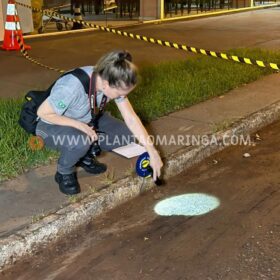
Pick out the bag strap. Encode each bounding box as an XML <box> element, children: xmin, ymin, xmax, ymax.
<box><xmin>46</xmin><ymin>68</ymin><xmax>90</xmax><ymax>95</ymax></box>
<box><xmin>70</xmin><ymin>68</ymin><xmax>90</xmax><ymax>94</ymax></box>
<box><xmin>88</xmin><ymin>72</ymin><xmax>108</xmax><ymax>128</ymax></box>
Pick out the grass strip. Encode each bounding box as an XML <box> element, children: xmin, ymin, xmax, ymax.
<box><xmin>0</xmin><ymin>48</ymin><xmax>279</xmax><ymax>181</ymax></box>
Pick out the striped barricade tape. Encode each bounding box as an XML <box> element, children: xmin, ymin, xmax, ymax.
<box><xmin>15</xmin><ymin>3</ymin><xmax>65</xmax><ymax>72</ymax></box>
<box><xmin>16</xmin><ymin>1</ymin><xmax>280</xmax><ymax>72</ymax></box>
<box><xmin>17</xmin><ymin>40</ymin><xmax>65</xmax><ymax>73</ymax></box>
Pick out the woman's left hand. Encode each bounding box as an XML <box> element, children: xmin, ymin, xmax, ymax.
<box><xmin>148</xmin><ymin>149</ymin><xmax>163</xmax><ymax>181</ymax></box>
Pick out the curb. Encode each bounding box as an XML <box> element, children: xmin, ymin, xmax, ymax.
<box><xmin>1</xmin><ymin>100</ymin><xmax>280</xmax><ymax>270</ymax></box>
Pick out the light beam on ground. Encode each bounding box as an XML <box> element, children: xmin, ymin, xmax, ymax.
<box><xmin>154</xmin><ymin>193</ymin><xmax>220</xmax><ymax>216</ymax></box>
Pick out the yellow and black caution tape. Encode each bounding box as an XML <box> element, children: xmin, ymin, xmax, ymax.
<box><xmin>17</xmin><ymin>40</ymin><xmax>65</xmax><ymax>73</ymax></box>
<box><xmin>16</xmin><ymin>1</ymin><xmax>280</xmax><ymax>71</ymax></box>
<box><xmin>14</xmin><ymin>2</ymin><xmax>65</xmax><ymax>73</ymax></box>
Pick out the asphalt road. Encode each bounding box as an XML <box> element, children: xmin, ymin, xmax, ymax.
<box><xmin>2</xmin><ymin>120</ymin><xmax>280</xmax><ymax>280</ymax></box>
<box><xmin>0</xmin><ymin>7</ymin><xmax>279</xmax><ymax>98</ymax></box>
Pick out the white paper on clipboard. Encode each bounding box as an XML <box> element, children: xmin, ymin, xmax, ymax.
<box><xmin>112</xmin><ymin>143</ymin><xmax>146</xmax><ymax>159</ymax></box>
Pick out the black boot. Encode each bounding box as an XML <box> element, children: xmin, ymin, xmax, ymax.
<box><xmin>76</xmin><ymin>154</ymin><xmax>107</xmax><ymax>175</ymax></box>
<box><xmin>55</xmin><ymin>172</ymin><xmax>80</xmax><ymax>195</ymax></box>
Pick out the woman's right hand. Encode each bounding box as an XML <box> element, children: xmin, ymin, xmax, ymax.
<box><xmin>76</xmin><ymin>122</ymin><xmax>98</xmax><ymax>143</ymax></box>
<box><xmin>37</xmin><ymin>100</ymin><xmax>98</xmax><ymax>142</ymax></box>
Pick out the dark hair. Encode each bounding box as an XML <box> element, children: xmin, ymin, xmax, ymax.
<box><xmin>95</xmin><ymin>50</ymin><xmax>137</xmax><ymax>88</ymax></box>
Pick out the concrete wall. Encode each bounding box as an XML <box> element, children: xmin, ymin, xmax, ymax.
<box><xmin>140</xmin><ymin>0</ymin><xmax>162</xmax><ymax>20</ymax></box>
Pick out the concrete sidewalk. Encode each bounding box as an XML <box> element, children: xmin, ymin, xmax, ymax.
<box><xmin>0</xmin><ymin>72</ymin><xmax>279</xmax><ymax>239</ymax></box>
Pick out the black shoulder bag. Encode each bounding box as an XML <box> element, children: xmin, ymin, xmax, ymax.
<box><xmin>18</xmin><ymin>68</ymin><xmax>91</xmax><ymax>135</ymax></box>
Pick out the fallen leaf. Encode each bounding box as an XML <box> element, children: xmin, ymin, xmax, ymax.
<box><xmin>255</xmin><ymin>133</ymin><xmax>261</xmax><ymax>140</ymax></box>
<box><xmin>243</xmin><ymin>153</ymin><xmax>251</xmax><ymax>158</ymax></box>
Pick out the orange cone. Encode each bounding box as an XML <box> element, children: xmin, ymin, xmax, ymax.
<box><xmin>1</xmin><ymin>0</ymin><xmax>31</xmax><ymax>51</ymax></box>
